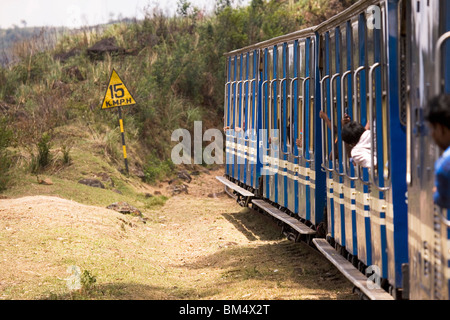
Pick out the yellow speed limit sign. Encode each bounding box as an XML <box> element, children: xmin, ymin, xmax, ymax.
<box><xmin>101</xmin><ymin>69</ymin><xmax>136</xmax><ymax>110</ymax></box>
<box><xmin>101</xmin><ymin>69</ymin><xmax>136</xmax><ymax>175</ymax></box>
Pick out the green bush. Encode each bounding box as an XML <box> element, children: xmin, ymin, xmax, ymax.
<box><xmin>30</xmin><ymin>132</ymin><xmax>52</xmax><ymax>173</ymax></box>
<box><xmin>144</xmin><ymin>156</ymin><xmax>175</xmax><ymax>184</ymax></box>
<box><xmin>0</xmin><ymin>117</ymin><xmax>12</xmax><ymax>191</ymax></box>
<box><xmin>80</xmin><ymin>269</ymin><xmax>97</xmax><ymax>292</ymax></box>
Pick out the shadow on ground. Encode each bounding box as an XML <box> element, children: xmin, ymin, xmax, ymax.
<box><xmin>222</xmin><ymin>207</ymin><xmax>283</xmax><ymax>242</ymax></box>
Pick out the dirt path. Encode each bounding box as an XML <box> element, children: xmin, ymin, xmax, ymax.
<box><xmin>0</xmin><ymin>169</ymin><xmax>357</xmax><ymax>300</ymax></box>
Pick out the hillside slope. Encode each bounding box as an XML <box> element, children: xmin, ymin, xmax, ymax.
<box><xmin>0</xmin><ymin>171</ymin><xmax>356</xmax><ymax>300</ymax></box>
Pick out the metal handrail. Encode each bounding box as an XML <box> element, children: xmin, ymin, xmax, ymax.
<box><xmin>269</xmin><ymin>79</ymin><xmax>278</xmax><ymax>153</ymax></box>
<box><xmin>320</xmin><ymin>75</ymin><xmax>333</xmax><ymax>172</ymax></box>
<box><xmin>224</xmin><ymin>81</ymin><xmax>231</xmax><ymax>129</ymax></box>
<box><xmin>435</xmin><ymin>31</ymin><xmax>450</xmax><ymax>96</ymax></box>
<box><xmin>235</xmin><ymin>79</ymin><xmax>244</xmax><ymax>163</ymax></box>
<box><xmin>229</xmin><ymin>81</ymin><xmax>236</xmax><ymax>131</ymax></box>
<box><xmin>302</xmin><ymin>77</ymin><xmax>314</xmax><ymax>163</ymax></box>
<box><xmin>234</xmin><ymin>80</ymin><xmax>242</xmax><ymax>136</ymax></box>
<box><xmin>240</xmin><ymin>79</ymin><xmax>250</xmax><ymax>144</ymax></box>
<box><xmin>242</xmin><ymin>79</ymin><xmax>250</xmax><ymax>131</ymax></box>
<box><xmin>368</xmin><ymin>62</ymin><xmax>390</xmax><ymax>191</ymax></box>
<box><xmin>260</xmin><ymin>80</ymin><xmax>270</xmax><ymax>153</ymax></box>
<box><xmin>434</xmin><ymin>32</ymin><xmax>450</xmax><ymax>222</ymax></box>
<box><xmin>352</xmin><ymin>66</ymin><xmax>365</xmax><ymax>123</ymax></box>
<box><xmin>288</xmin><ymin>77</ymin><xmax>301</xmax><ymax>159</ymax></box>
<box><xmin>330</xmin><ymin>73</ymin><xmax>344</xmax><ymax>176</ymax></box>
<box><xmin>278</xmin><ymin>78</ymin><xmax>290</xmax><ymax>156</ymax></box>
<box><xmin>353</xmin><ymin>66</ymin><xmax>370</xmax><ymax>185</ymax></box>
<box><xmin>248</xmin><ymin>79</ymin><xmax>257</xmax><ymax>132</ymax></box>
<box><xmin>242</xmin><ymin>79</ymin><xmax>256</xmax><ymax>144</ymax></box>
<box><xmin>340</xmin><ymin>70</ymin><xmax>358</xmax><ymax>180</ymax></box>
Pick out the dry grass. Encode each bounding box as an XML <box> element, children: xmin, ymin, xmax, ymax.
<box><xmin>0</xmin><ymin>171</ymin><xmax>357</xmax><ymax>300</ymax></box>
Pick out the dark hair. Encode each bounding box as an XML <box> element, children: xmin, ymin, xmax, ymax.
<box><xmin>425</xmin><ymin>94</ymin><xmax>450</xmax><ymax>129</ymax></box>
<box><xmin>341</xmin><ymin>121</ymin><xmax>366</xmax><ymax>146</ymax></box>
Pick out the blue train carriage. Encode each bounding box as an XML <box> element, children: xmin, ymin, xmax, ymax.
<box><xmin>250</xmin><ymin>28</ymin><xmax>327</xmax><ymax>243</ymax></box>
<box><xmin>257</xmin><ymin>29</ymin><xmax>324</xmax><ymax>224</ymax></box>
<box><xmin>221</xmin><ymin>45</ymin><xmax>260</xmax><ymax>205</ymax></box>
<box><xmin>314</xmin><ymin>0</ymin><xmax>408</xmax><ymax>299</ymax></box>
<box><xmin>406</xmin><ymin>0</ymin><xmax>450</xmax><ymax>300</ymax></box>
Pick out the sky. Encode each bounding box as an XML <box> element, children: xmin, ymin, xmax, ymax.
<box><xmin>0</xmin><ymin>0</ymin><xmax>250</xmax><ymax>29</ymax></box>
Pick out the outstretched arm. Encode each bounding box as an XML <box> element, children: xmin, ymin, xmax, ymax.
<box><xmin>319</xmin><ymin>111</ymin><xmax>332</xmax><ymax>129</ymax></box>
<box><xmin>342</xmin><ymin>113</ymin><xmax>351</xmax><ymax>126</ymax></box>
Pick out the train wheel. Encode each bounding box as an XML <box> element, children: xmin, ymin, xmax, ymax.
<box><xmin>351</xmin><ymin>255</ymin><xmax>358</xmax><ymax>268</ymax></box>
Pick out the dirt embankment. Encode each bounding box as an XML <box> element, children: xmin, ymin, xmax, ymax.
<box><xmin>0</xmin><ymin>170</ymin><xmax>357</xmax><ymax>300</ymax></box>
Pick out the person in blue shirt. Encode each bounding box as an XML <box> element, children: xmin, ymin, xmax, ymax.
<box><xmin>425</xmin><ymin>94</ymin><xmax>450</xmax><ymax>209</ymax></box>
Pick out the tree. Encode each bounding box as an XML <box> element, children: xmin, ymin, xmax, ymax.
<box><xmin>177</xmin><ymin>0</ymin><xmax>192</xmax><ymax>17</ymax></box>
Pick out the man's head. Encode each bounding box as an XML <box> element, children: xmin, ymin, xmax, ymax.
<box><xmin>341</xmin><ymin>121</ymin><xmax>366</xmax><ymax>148</ymax></box>
<box><xmin>425</xmin><ymin>94</ymin><xmax>450</xmax><ymax>151</ymax></box>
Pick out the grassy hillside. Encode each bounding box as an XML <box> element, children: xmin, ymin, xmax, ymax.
<box><xmin>0</xmin><ymin>0</ymin><xmax>357</xmax><ymax>199</ymax></box>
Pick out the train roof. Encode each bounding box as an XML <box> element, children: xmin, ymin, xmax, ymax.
<box><xmin>315</xmin><ymin>0</ymin><xmax>381</xmax><ymax>32</ymax></box>
<box><xmin>223</xmin><ymin>0</ymin><xmax>382</xmax><ymax>57</ymax></box>
<box><xmin>223</xmin><ymin>26</ymin><xmax>316</xmax><ymax>57</ymax></box>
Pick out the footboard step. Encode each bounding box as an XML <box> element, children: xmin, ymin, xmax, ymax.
<box><xmin>216</xmin><ymin>176</ymin><xmax>254</xmax><ymax>197</ymax></box>
<box><xmin>252</xmin><ymin>199</ymin><xmax>315</xmax><ymax>235</ymax></box>
<box><xmin>312</xmin><ymin>238</ymin><xmax>394</xmax><ymax>300</ymax></box>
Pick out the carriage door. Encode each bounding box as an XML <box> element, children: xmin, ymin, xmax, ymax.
<box><xmin>408</xmin><ymin>0</ymin><xmax>450</xmax><ymax>300</ymax></box>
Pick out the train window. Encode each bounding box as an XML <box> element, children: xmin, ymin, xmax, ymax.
<box><xmin>366</xmin><ymin>15</ymin><xmax>374</xmax><ymax>126</ymax></box>
<box><xmin>241</xmin><ymin>54</ymin><xmax>246</xmax><ymax>131</ymax></box>
<box><xmin>379</xmin><ymin>4</ymin><xmax>390</xmax><ymax>183</ymax></box>
<box><xmin>330</xmin><ymin>31</ymin><xmax>336</xmax><ymax>76</ymax></box>
<box><xmin>253</xmin><ymin>51</ymin><xmax>258</xmax><ymax>133</ymax></box>
<box><xmin>341</xmin><ymin>23</ymin><xmax>351</xmax><ymax>119</ymax></box>
<box><xmin>225</xmin><ymin>58</ymin><xmax>230</xmax><ymax>129</ymax></box>
<box><xmin>278</xmin><ymin>44</ymin><xmax>285</xmax><ymax>150</ymax></box>
<box><xmin>330</xmin><ymin>29</ymin><xmax>338</xmax><ymax>165</ymax></box>
<box><xmin>322</xmin><ymin>32</ymin><xmax>330</xmax><ymax>164</ymax></box>
<box><xmin>309</xmin><ymin>37</ymin><xmax>315</xmax><ymax>156</ymax></box>
<box><xmin>277</xmin><ymin>45</ymin><xmax>283</xmax><ymax>146</ymax></box>
<box><xmin>367</xmin><ymin>23</ymin><xmax>375</xmax><ymax>67</ymax></box>
<box><xmin>352</xmin><ymin>17</ymin><xmax>364</xmax><ymax>127</ymax></box>
<box><xmin>235</xmin><ymin>55</ymin><xmax>241</xmax><ymax>131</ymax></box>
<box><xmin>341</xmin><ymin>25</ymin><xmax>348</xmax><ymax>73</ymax></box>
<box><xmin>325</xmin><ymin>30</ymin><xmax>337</xmax><ymax>164</ymax></box>
<box><xmin>286</xmin><ymin>43</ymin><xmax>294</xmax><ymax>150</ymax></box>
<box><xmin>268</xmin><ymin>48</ymin><xmax>275</xmax><ymax>139</ymax></box>
<box><xmin>262</xmin><ymin>49</ymin><xmax>268</xmax><ymax>145</ymax></box>
<box><xmin>298</xmin><ymin>40</ymin><xmax>306</xmax><ymax>154</ymax></box>
<box><xmin>248</xmin><ymin>52</ymin><xmax>254</xmax><ymax>132</ymax></box>
<box><xmin>366</xmin><ymin>15</ymin><xmax>375</xmax><ymax>180</ymax></box>
<box><xmin>230</xmin><ymin>56</ymin><xmax>236</xmax><ymax>129</ymax></box>
<box><xmin>365</xmin><ymin>3</ymin><xmax>391</xmax><ymax>187</ymax></box>
<box><xmin>287</xmin><ymin>43</ymin><xmax>295</xmax><ymax>79</ymax></box>
<box><xmin>340</xmin><ymin>24</ymin><xmax>352</xmax><ymax>173</ymax></box>
<box><xmin>351</xmin><ymin>19</ymin><xmax>359</xmax><ymax>121</ymax></box>
<box><xmin>242</xmin><ymin>53</ymin><xmax>250</xmax><ymax>132</ymax></box>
